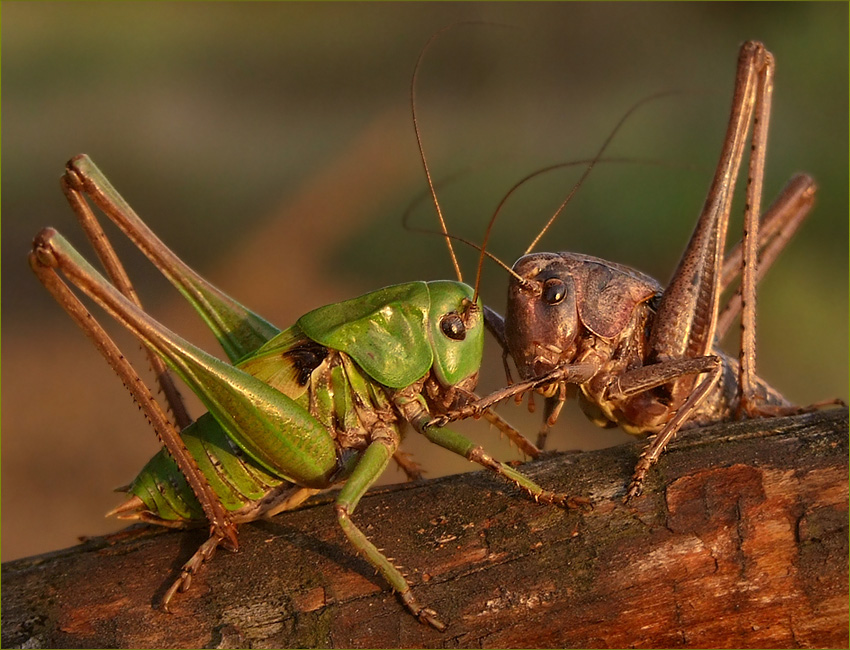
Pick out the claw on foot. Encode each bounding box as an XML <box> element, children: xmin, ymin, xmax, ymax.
<box><xmin>418</xmin><ymin>607</ymin><xmax>447</xmax><ymax>632</ymax></box>
<box><xmin>161</xmin><ymin>534</ymin><xmax>225</xmax><ymax>611</ymax></box>
<box><xmin>623</xmin><ymin>479</ymin><xmax>644</xmax><ymax>504</ymax></box>
<box><xmin>563</xmin><ymin>495</ymin><xmax>593</xmax><ymax>512</ymax></box>
<box><xmin>427</xmin><ymin>415</ymin><xmax>449</xmax><ymax>429</ymax></box>
<box><xmin>534</xmin><ymin>489</ymin><xmax>593</xmax><ymax>512</ymax></box>
<box><xmin>400</xmin><ymin>589</ymin><xmax>446</xmax><ymax>631</ymax></box>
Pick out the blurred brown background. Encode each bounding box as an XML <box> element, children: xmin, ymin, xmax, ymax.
<box><xmin>3</xmin><ymin>2</ymin><xmax>847</xmax><ymax>562</ymax></box>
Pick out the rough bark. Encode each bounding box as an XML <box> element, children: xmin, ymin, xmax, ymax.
<box><xmin>3</xmin><ymin>409</ymin><xmax>847</xmax><ymax>649</ymax></box>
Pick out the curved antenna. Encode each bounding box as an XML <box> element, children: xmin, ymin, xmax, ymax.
<box><xmin>411</xmin><ymin>21</ymin><xmax>515</xmax><ymax>284</ymax></box>
<box><xmin>523</xmin><ymin>91</ymin><xmax>677</xmax><ymax>256</ymax></box>
<box><xmin>401</xmin><ymin>167</ymin><xmax>473</xmax><ymax>233</ymax></box>
<box><xmin>405</xmin><ymin>219</ymin><xmax>531</xmax><ymax>288</ymax></box>
<box><xmin>411</xmin><ymin>25</ymin><xmax>464</xmax><ymax>282</ymax></box>
<box><xmin>471</xmin><ymin>154</ymin><xmax>673</xmax><ymax>302</ymax></box>
<box><xmin>406</xmin><ymin>157</ymin><xmax>682</xmax><ymax>303</ymax></box>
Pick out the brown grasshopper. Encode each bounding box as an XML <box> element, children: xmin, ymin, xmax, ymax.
<box><xmin>434</xmin><ymin>41</ymin><xmax>843</xmax><ymax>500</ymax></box>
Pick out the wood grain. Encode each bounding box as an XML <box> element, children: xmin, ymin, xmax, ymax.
<box><xmin>3</xmin><ymin>409</ymin><xmax>847</xmax><ymax>649</ymax></box>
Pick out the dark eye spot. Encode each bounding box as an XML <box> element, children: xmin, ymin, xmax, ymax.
<box><xmin>440</xmin><ymin>313</ymin><xmax>466</xmax><ymax>341</ymax></box>
<box><xmin>542</xmin><ymin>278</ymin><xmax>567</xmax><ymax>305</ymax></box>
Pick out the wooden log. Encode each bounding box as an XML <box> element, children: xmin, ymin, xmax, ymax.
<box><xmin>2</xmin><ymin>409</ymin><xmax>847</xmax><ymax>649</ymax></box>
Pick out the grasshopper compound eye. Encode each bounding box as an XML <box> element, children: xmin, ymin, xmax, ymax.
<box><xmin>440</xmin><ymin>313</ymin><xmax>466</xmax><ymax>340</ymax></box>
<box><xmin>542</xmin><ymin>278</ymin><xmax>567</xmax><ymax>305</ymax></box>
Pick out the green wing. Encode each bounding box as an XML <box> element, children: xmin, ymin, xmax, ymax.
<box><xmin>297</xmin><ymin>282</ymin><xmax>432</xmax><ymax>389</ymax></box>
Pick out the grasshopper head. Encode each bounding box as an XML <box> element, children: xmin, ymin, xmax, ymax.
<box><xmin>505</xmin><ymin>253</ymin><xmax>581</xmax><ymax>380</ymax></box>
<box><xmin>426</xmin><ymin>280</ymin><xmax>484</xmax><ymax>388</ymax></box>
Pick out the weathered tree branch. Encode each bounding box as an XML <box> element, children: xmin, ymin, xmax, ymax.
<box><xmin>3</xmin><ymin>409</ymin><xmax>847</xmax><ymax>649</ymax></box>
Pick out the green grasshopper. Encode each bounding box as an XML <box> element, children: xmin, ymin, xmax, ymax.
<box><xmin>30</xmin><ymin>146</ymin><xmax>586</xmax><ymax>629</ymax></box>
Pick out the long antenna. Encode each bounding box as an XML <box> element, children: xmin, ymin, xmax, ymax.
<box><xmin>471</xmin><ymin>151</ymin><xmax>684</xmax><ymax>302</ymax></box>
<box><xmin>411</xmin><ymin>22</ymin><xmax>514</xmax><ymax>284</ymax></box>
<box><xmin>405</xmin><ymin>221</ymin><xmax>530</xmax><ymax>287</ymax></box>
<box><xmin>471</xmin><ymin>158</ymin><xmax>633</xmax><ymax>301</ymax></box>
<box><xmin>523</xmin><ymin>91</ymin><xmax>675</xmax><ymax>255</ymax></box>
<box><xmin>409</xmin><ymin>157</ymin><xmax>672</xmax><ymax>302</ymax></box>
<box><xmin>411</xmin><ymin>25</ymin><xmax>463</xmax><ymax>282</ymax></box>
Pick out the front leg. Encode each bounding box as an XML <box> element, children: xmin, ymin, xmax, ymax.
<box><xmin>430</xmin><ymin>361</ymin><xmax>598</xmax><ymax>429</ymax></box>
<box><xmin>398</xmin><ymin>389</ymin><xmax>590</xmax><ymax>511</ymax></box>
<box><xmin>603</xmin><ymin>356</ymin><xmax>722</xmax><ymax>402</ymax></box>
<box><xmin>622</xmin><ymin>359</ymin><xmax>724</xmax><ymax>501</ymax></box>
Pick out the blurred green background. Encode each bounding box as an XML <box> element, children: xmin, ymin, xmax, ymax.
<box><xmin>3</xmin><ymin>2</ymin><xmax>847</xmax><ymax>562</ymax></box>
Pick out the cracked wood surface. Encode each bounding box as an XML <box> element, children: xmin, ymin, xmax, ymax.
<box><xmin>2</xmin><ymin>409</ymin><xmax>847</xmax><ymax>649</ymax></box>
